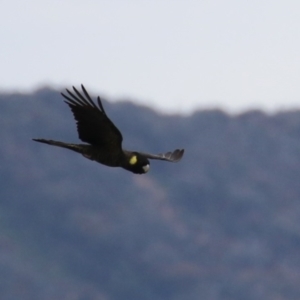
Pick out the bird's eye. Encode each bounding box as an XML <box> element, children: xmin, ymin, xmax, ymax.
<box><xmin>143</xmin><ymin>164</ymin><xmax>150</xmax><ymax>173</ymax></box>
<box><xmin>129</xmin><ymin>155</ymin><xmax>138</xmax><ymax>165</ymax></box>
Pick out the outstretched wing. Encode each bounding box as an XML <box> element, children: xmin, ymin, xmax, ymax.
<box><xmin>61</xmin><ymin>85</ymin><xmax>123</xmax><ymax>149</ymax></box>
<box><xmin>140</xmin><ymin>149</ymin><xmax>184</xmax><ymax>162</ymax></box>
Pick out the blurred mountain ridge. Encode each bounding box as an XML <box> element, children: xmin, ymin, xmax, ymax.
<box><xmin>1</xmin><ymin>88</ymin><xmax>300</xmax><ymax>300</ymax></box>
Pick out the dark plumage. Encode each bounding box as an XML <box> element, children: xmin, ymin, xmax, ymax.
<box><xmin>33</xmin><ymin>85</ymin><xmax>184</xmax><ymax>174</ymax></box>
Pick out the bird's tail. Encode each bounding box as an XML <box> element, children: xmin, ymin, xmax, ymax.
<box><xmin>32</xmin><ymin>139</ymin><xmax>83</xmax><ymax>153</ymax></box>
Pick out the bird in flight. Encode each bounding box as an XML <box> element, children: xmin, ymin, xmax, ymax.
<box><xmin>33</xmin><ymin>85</ymin><xmax>184</xmax><ymax>174</ymax></box>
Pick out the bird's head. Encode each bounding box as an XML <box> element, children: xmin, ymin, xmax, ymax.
<box><xmin>125</xmin><ymin>152</ymin><xmax>150</xmax><ymax>174</ymax></box>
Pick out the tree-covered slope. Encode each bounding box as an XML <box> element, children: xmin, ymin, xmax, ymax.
<box><xmin>1</xmin><ymin>88</ymin><xmax>300</xmax><ymax>300</ymax></box>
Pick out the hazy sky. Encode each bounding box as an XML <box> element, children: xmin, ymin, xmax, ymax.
<box><xmin>1</xmin><ymin>0</ymin><xmax>300</xmax><ymax>113</ymax></box>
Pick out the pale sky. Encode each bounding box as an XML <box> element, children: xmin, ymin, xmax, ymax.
<box><xmin>1</xmin><ymin>0</ymin><xmax>300</xmax><ymax>114</ymax></box>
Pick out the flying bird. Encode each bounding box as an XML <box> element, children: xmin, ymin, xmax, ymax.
<box><xmin>33</xmin><ymin>85</ymin><xmax>184</xmax><ymax>174</ymax></box>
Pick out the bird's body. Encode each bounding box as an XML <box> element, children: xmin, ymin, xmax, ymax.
<box><xmin>33</xmin><ymin>140</ymin><xmax>121</xmax><ymax>166</ymax></box>
<box><xmin>33</xmin><ymin>85</ymin><xmax>184</xmax><ymax>174</ymax></box>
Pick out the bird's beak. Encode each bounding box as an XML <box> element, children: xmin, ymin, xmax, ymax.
<box><xmin>143</xmin><ymin>164</ymin><xmax>150</xmax><ymax>173</ymax></box>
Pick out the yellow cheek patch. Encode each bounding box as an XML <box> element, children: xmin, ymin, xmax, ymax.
<box><xmin>129</xmin><ymin>155</ymin><xmax>138</xmax><ymax>165</ymax></box>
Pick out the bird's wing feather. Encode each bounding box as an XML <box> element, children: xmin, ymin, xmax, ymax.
<box><xmin>61</xmin><ymin>85</ymin><xmax>123</xmax><ymax>148</ymax></box>
<box><xmin>139</xmin><ymin>149</ymin><xmax>184</xmax><ymax>162</ymax></box>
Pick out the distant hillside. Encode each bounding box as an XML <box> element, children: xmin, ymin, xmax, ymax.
<box><xmin>1</xmin><ymin>88</ymin><xmax>300</xmax><ymax>300</ymax></box>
